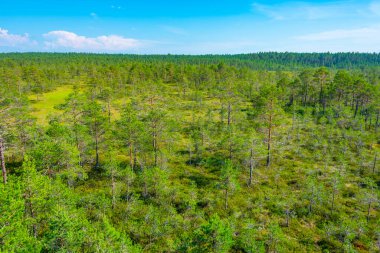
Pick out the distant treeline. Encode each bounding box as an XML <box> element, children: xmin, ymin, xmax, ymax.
<box><xmin>1</xmin><ymin>52</ymin><xmax>379</xmax><ymax>70</ymax></box>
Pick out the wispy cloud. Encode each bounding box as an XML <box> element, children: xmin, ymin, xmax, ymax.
<box><xmin>0</xmin><ymin>28</ymin><xmax>34</xmax><ymax>47</ymax></box>
<box><xmin>111</xmin><ymin>5</ymin><xmax>122</xmax><ymax>10</ymax></box>
<box><xmin>161</xmin><ymin>26</ymin><xmax>188</xmax><ymax>35</ymax></box>
<box><xmin>43</xmin><ymin>31</ymin><xmax>141</xmax><ymax>52</ymax></box>
<box><xmin>252</xmin><ymin>3</ymin><xmax>285</xmax><ymax>20</ymax></box>
<box><xmin>252</xmin><ymin>1</ymin><xmax>364</xmax><ymax>20</ymax></box>
<box><xmin>291</xmin><ymin>25</ymin><xmax>380</xmax><ymax>52</ymax></box>
<box><xmin>369</xmin><ymin>1</ymin><xmax>380</xmax><ymax>15</ymax></box>
<box><xmin>296</xmin><ymin>25</ymin><xmax>380</xmax><ymax>41</ymax></box>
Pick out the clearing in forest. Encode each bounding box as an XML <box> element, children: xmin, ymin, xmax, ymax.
<box><xmin>29</xmin><ymin>86</ymin><xmax>73</xmax><ymax>125</ymax></box>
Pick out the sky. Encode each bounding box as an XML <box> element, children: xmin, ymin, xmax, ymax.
<box><xmin>1</xmin><ymin>0</ymin><xmax>380</xmax><ymax>54</ymax></box>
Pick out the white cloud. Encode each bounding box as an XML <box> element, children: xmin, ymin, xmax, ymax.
<box><xmin>370</xmin><ymin>1</ymin><xmax>380</xmax><ymax>15</ymax></box>
<box><xmin>0</xmin><ymin>28</ymin><xmax>32</xmax><ymax>47</ymax></box>
<box><xmin>296</xmin><ymin>25</ymin><xmax>380</xmax><ymax>41</ymax></box>
<box><xmin>291</xmin><ymin>25</ymin><xmax>380</xmax><ymax>52</ymax></box>
<box><xmin>43</xmin><ymin>31</ymin><xmax>141</xmax><ymax>52</ymax></box>
<box><xmin>252</xmin><ymin>3</ymin><xmax>285</xmax><ymax>20</ymax></box>
<box><xmin>252</xmin><ymin>1</ymin><xmax>363</xmax><ymax>20</ymax></box>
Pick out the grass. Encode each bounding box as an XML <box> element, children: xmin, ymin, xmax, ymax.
<box><xmin>29</xmin><ymin>85</ymin><xmax>122</xmax><ymax>125</ymax></box>
<box><xmin>29</xmin><ymin>86</ymin><xmax>73</xmax><ymax>125</ymax></box>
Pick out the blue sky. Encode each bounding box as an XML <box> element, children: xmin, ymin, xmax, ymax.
<box><xmin>1</xmin><ymin>0</ymin><xmax>380</xmax><ymax>53</ymax></box>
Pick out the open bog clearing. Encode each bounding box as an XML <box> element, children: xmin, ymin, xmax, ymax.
<box><xmin>29</xmin><ymin>86</ymin><xmax>73</xmax><ymax>125</ymax></box>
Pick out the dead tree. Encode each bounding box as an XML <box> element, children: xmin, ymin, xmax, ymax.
<box><xmin>0</xmin><ymin>138</ymin><xmax>7</xmax><ymax>184</ymax></box>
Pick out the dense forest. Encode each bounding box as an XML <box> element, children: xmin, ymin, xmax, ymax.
<box><xmin>0</xmin><ymin>53</ymin><xmax>379</xmax><ymax>252</ymax></box>
<box><xmin>1</xmin><ymin>52</ymin><xmax>380</xmax><ymax>70</ymax></box>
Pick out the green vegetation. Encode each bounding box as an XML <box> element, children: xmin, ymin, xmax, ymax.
<box><xmin>0</xmin><ymin>53</ymin><xmax>379</xmax><ymax>252</ymax></box>
<box><xmin>29</xmin><ymin>86</ymin><xmax>73</xmax><ymax>125</ymax></box>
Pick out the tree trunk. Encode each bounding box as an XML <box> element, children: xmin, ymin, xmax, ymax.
<box><xmin>354</xmin><ymin>99</ymin><xmax>360</xmax><ymax>118</ymax></box>
<box><xmin>153</xmin><ymin>126</ymin><xmax>157</xmax><ymax>167</ymax></box>
<box><xmin>285</xmin><ymin>210</ymin><xmax>290</xmax><ymax>227</ymax></box>
<box><xmin>373</xmin><ymin>153</ymin><xmax>377</xmax><ymax>174</ymax></box>
<box><xmin>229</xmin><ymin>138</ymin><xmax>233</xmax><ymax>161</ymax></box>
<box><xmin>0</xmin><ymin>138</ymin><xmax>7</xmax><ymax>184</ymax></box>
<box><xmin>227</xmin><ymin>102</ymin><xmax>231</xmax><ymax>126</ymax></box>
<box><xmin>111</xmin><ymin>169</ymin><xmax>116</xmax><ymax>209</ymax></box>
<box><xmin>133</xmin><ymin>147</ymin><xmax>138</xmax><ymax>170</ymax></box>
<box><xmin>266</xmin><ymin>113</ymin><xmax>273</xmax><ymax>167</ymax></box>
<box><xmin>224</xmin><ymin>188</ymin><xmax>228</xmax><ymax>210</ymax></box>
<box><xmin>95</xmin><ymin>134</ymin><xmax>99</xmax><ymax>169</ymax></box>
<box><xmin>129</xmin><ymin>142</ymin><xmax>134</xmax><ymax>169</ymax></box>
<box><xmin>367</xmin><ymin>201</ymin><xmax>371</xmax><ymax>222</ymax></box>
<box><xmin>94</xmin><ymin>117</ymin><xmax>100</xmax><ymax>169</ymax></box>
<box><xmin>249</xmin><ymin>147</ymin><xmax>253</xmax><ymax>186</ymax></box>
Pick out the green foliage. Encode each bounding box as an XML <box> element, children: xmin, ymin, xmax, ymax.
<box><xmin>89</xmin><ymin>216</ymin><xmax>142</xmax><ymax>253</ymax></box>
<box><xmin>180</xmin><ymin>214</ymin><xmax>233</xmax><ymax>253</ymax></box>
<box><xmin>0</xmin><ymin>53</ymin><xmax>379</xmax><ymax>252</ymax></box>
<box><xmin>0</xmin><ymin>177</ymin><xmax>42</xmax><ymax>252</ymax></box>
<box><xmin>238</xmin><ymin>222</ymin><xmax>265</xmax><ymax>253</ymax></box>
